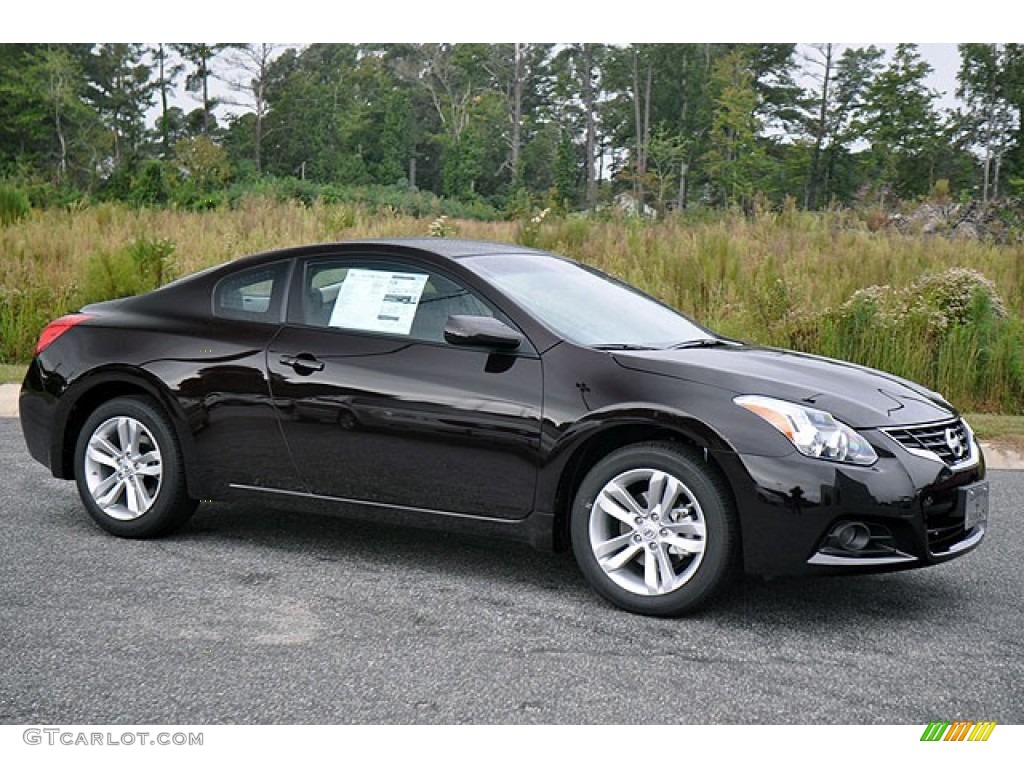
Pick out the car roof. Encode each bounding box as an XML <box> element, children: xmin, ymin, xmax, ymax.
<box><xmin>128</xmin><ymin>238</ymin><xmax>558</xmax><ymax>313</ymax></box>
<box><xmin>226</xmin><ymin>238</ymin><xmax>553</xmax><ymax>269</ymax></box>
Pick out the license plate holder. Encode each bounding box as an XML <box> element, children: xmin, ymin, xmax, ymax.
<box><xmin>959</xmin><ymin>482</ymin><xmax>989</xmax><ymax>530</ymax></box>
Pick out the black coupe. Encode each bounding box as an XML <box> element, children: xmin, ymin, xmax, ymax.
<box><xmin>20</xmin><ymin>238</ymin><xmax>988</xmax><ymax>616</ymax></box>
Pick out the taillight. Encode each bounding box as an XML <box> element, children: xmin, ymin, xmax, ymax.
<box><xmin>35</xmin><ymin>314</ymin><xmax>93</xmax><ymax>355</ymax></box>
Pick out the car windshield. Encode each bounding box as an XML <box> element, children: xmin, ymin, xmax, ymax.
<box><xmin>463</xmin><ymin>252</ymin><xmax>714</xmax><ymax>349</ymax></box>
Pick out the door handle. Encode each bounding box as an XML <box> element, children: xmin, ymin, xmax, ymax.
<box><xmin>279</xmin><ymin>354</ymin><xmax>325</xmax><ymax>373</ymax></box>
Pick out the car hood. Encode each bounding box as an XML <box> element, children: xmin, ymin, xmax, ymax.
<box><xmin>612</xmin><ymin>344</ymin><xmax>956</xmax><ymax>428</ymax></box>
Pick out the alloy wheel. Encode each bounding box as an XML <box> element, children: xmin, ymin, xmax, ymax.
<box><xmin>588</xmin><ymin>467</ymin><xmax>707</xmax><ymax>596</ymax></box>
<box><xmin>83</xmin><ymin>416</ymin><xmax>164</xmax><ymax>521</ymax></box>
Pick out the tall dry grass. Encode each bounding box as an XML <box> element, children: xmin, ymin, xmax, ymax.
<box><xmin>2</xmin><ymin>200</ymin><xmax>1022</xmax><ymax>412</ymax></box>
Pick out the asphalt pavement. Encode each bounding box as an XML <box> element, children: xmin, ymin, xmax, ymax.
<box><xmin>0</xmin><ymin>417</ymin><xmax>1020</xmax><ymax>725</ymax></box>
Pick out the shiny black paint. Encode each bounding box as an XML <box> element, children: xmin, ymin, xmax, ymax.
<box><xmin>20</xmin><ymin>238</ymin><xmax>986</xmax><ymax>576</ymax></box>
<box><xmin>267</xmin><ymin>325</ymin><xmax>543</xmax><ymax>519</ymax></box>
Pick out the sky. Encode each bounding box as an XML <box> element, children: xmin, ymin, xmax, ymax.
<box><xmin>0</xmin><ymin>1</ymin><xmax>1007</xmax><ymax>44</ymax></box>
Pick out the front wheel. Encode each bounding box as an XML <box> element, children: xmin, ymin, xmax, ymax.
<box><xmin>74</xmin><ymin>396</ymin><xmax>197</xmax><ymax>538</ymax></box>
<box><xmin>570</xmin><ymin>442</ymin><xmax>738</xmax><ymax>617</ymax></box>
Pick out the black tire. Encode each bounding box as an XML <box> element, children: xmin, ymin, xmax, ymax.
<box><xmin>73</xmin><ymin>395</ymin><xmax>197</xmax><ymax>538</ymax></box>
<box><xmin>570</xmin><ymin>441</ymin><xmax>738</xmax><ymax>617</ymax></box>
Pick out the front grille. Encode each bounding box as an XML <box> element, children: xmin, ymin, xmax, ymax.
<box><xmin>884</xmin><ymin>419</ymin><xmax>972</xmax><ymax>467</ymax></box>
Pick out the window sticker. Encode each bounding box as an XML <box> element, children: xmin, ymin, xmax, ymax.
<box><xmin>328</xmin><ymin>269</ymin><xmax>429</xmax><ymax>335</ymax></box>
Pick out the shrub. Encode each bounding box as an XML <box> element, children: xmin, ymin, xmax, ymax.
<box><xmin>0</xmin><ymin>285</ymin><xmax>74</xmax><ymax>362</ymax></box>
<box><xmin>131</xmin><ymin>160</ymin><xmax>173</xmax><ymax>207</ymax></box>
<box><xmin>0</xmin><ymin>184</ymin><xmax>31</xmax><ymax>226</ymax></box>
<box><xmin>79</xmin><ymin>237</ymin><xmax>177</xmax><ymax>306</ymax></box>
<box><xmin>793</xmin><ymin>268</ymin><xmax>1024</xmax><ymax>412</ymax></box>
<box><xmin>127</xmin><ymin>236</ymin><xmax>177</xmax><ymax>288</ymax></box>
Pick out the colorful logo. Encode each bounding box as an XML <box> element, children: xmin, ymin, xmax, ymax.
<box><xmin>921</xmin><ymin>721</ymin><xmax>997</xmax><ymax>742</ymax></box>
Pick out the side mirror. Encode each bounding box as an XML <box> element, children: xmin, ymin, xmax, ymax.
<box><xmin>444</xmin><ymin>315</ymin><xmax>523</xmax><ymax>351</ymax></box>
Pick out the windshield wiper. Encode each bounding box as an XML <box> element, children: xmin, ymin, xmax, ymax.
<box><xmin>592</xmin><ymin>343</ymin><xmax>656</xmax><ymax>351</ymax></box>
<box><xmin>670</xmin><ymin>338</ymin><xmax>738</xmax><ymax>350</ymax></box>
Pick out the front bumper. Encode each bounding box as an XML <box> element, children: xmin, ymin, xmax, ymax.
<box><xmin>719</xmin><ymin>427</ymin><xmax>987</xmax><ymax>577</ymax></box>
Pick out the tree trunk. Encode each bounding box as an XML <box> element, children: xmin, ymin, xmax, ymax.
<box><xmin>254</xmin><ymin>51</ymin><xmax>266</xmax><ymax>174</ymax></box>
<box><xmin>511</xmin><ymin>43</ymin><xmax>522</xmax><ymax>185</ymax></box>
<box><xmin>633</xmin><ymin>50</ymin><xmax>642</xmax><ymax>203</ymax></box>
<box><xmin>631</xmin><ymin>50</ymin><xmax>652</xmax><ymax>208</ymax></box>
<box><xmin>806</xmin><ymin>44</ymin><xmax>833</xmax><ymax>210</ymax></box>
<box><xmin>159</xmin><ymin>45</ymin><xmax>168</xmax><ymax>156</ymax></box>
<box><xmin>994</xmin><ymin>152</ymin><xmax>1002</xmax><ymax>199</ymax></box>
<box><xmin>201</xmin><ymin>51</ymin><xmax>210</xmax><ymax>135</ymax></box>
<box><xmin>677</xmin><ymin>162</ymin><xmax>688</xmax><ymax>210</ymax></box>
<box><xmin>582</xmin><ymin>45</ymin><xmax>597</xmax><ymax>209</ymax></box>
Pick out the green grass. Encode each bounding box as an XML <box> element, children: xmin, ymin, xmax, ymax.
<box><xmin>0</xmin><ymin>363</ymin><xmax>25</xmax><ymax>384</ymax></box>
<box><xmin>964</xmin><ymin>413</ymin><xmax>1024</xmax><ymax>450</ymax></box>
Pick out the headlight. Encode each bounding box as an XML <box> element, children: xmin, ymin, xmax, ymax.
<box><xmin>734</xmin><ymin>395</ymin><xmax>878</xmax><ymax>466</ymax></box>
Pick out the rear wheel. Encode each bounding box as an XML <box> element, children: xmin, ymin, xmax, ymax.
<box><xmin>570</xmin><ymin>442</ymin><xmax>738</xmax><ymax>616</ymax></box>
<box><xmin>74</xmin><ymin>396</ymin><xmax>197</xmax><ymax>538</ymax></box>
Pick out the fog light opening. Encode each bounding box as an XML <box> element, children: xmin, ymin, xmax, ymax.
<box><xmin>833</xmin><ymin>522</ymin><xmax>872</xmax><ymax>552</ymax></box>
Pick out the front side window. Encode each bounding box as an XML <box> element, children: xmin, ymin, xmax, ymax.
<box><xmin>298</xmin><ymin>260</ymin><xmax>494</xmax><ymax>343</ymax></box>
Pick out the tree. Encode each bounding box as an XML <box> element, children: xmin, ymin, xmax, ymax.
<box><xmin>480</xmin><ymin>43</ymin><xmax>554</xmax><ymax>193</ymax></box>
<box><xmin>151</xmin><ymin>44</ymin><xmax>184</xmax><ymax>158</ymax></box>
<box><xmin>0</xmin><ymin>45</ymin><xmax>95</xmax><ymax>183</ymax></box>
<box><xmin>646</xmin><ymin>127</ymin><xmax>688</xmax><ymax>212</ymax></box>
<box><xmin>957</xmin><ymin>44</ymin><xmax>1020</xmax><ymax>201</ymax></box>
<box><xmin>550</xmin><ymin>44</ymin><xmax>609</xmax><ymax>208</ymax></box>
<box><xmin>84</xmin><ymin>43</ymin><xmax>155</xmax><ymax>170</ymax></box>
<box><xmin>736</xmin><ymin>44</ymin><xmax>803</xmax><ymax>135</ymax></box>
<box><xmin>420</xmin><ymin>44</ymin><xmax>497</xmax><ymax>199</ymax></box>
<box><xmin>172</xmin><ymin>44</ymin><xmax>228</xmax><ymax>136</ymax></box>
<box><xmin>703</xmin><ymin>50</ymin><xmax>771</xmax><ymax>208</ymax></box>
<box><xmin>219</xmin><ymin>44</ymin><xmax>281</xmax><ymax>174</ymax></box>
<box><xmin>800</xmin><ymin>43</ymin><xmax>837</xmax><ymax>208</ymax></box>
<box><xmin>859</xmin><ymin>44</ymin><xmax>945</xmax><ymax>199</ymax></box>
<box><xmin>175</xmin><ymin>135</ymin><xmax>231</xmax><ymax>191</ymax></box>
<box><xmin>260</xmin><ymin>44</ymin><xmax>367</xmax><ymax>184</ymax></box>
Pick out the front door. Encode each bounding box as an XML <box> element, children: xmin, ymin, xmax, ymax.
<box><xmin>266</xmin><ymin>256</ymin><xmax>543</xmax><ymax>520</ymax></box>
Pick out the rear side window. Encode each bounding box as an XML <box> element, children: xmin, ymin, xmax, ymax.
<box><xmin>213</xmin><ymin>262</ymin><xmax>290</xmax><ymax>323</ymax></box>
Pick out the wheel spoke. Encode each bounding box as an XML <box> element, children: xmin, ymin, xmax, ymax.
<box><xmin>130</xmin><ymin>475</ymin><xmax>153</xmax><ymax>513</ymax></box>
<box><xmin>596</xmin><ymin>482</ymin><xmax>643</xmax><ymax>527</ymax></box>
<box><xmin>92</xmin><ymin>472</ymin><xmax>120</xmax><ymax>499</ymax></box>
<box><xmin>124</xmin><ymin>475</ymin><xmax>142</xmax><ymax>515</ymax></box>
<box><xmin>92</xmin><ymin>435</ymin><xmax>121</xmax><ymax>460</ymax></box>
<box><xmin>598</xmin><ymin>540</ymin><xmax>634</xmax><ymax>573</ymax></box>
<box><xmin>135</xmin><ymin>450</ymin><xmax>162</xmax><ymax>477</ymax></box>
<box><xmin>128</xmin><ymin>418</ymin><xmax>142</xmax><ymax>455</ymax></box>
<box><xmin>593</xmin><ymin>531</ymin><xmax>636</xmax><ymax>559</ymax></box>
<box><xmin>664</xmin><ymin>534</ymin><xmax>704</xmax><ymax>555</ymax></box>
<box><xmin>96</xmin><ymin>477</ymin><xmax>125</xmax><ymax>508</ymax></box>
<box><xmin>648</xmin><ymin>471</ymin><xmax>680</xmax><ymax>516</ymax></box>
<box><xmin>116</xmin><ymin>418</ymin><xmax>132</xmax><ymax>453</ymax></box>
<box><xmin>667</xmin><ymin>519</ymin><xmax>705</xmax><ymax>539</ymax></box>
<box><xmin>644</xmin><ymin>548</ymin><xmax>659</xmax><ymax>592</ymax></box>
<box><xmin>653</xmin><ymin>544</ymin><xmax>677</xmax><ymax>591</ymax></box>
<box><xmin>86</xmin><ymin>445</ymin><xmax>119</xmax><ymax>469</ymax></box>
